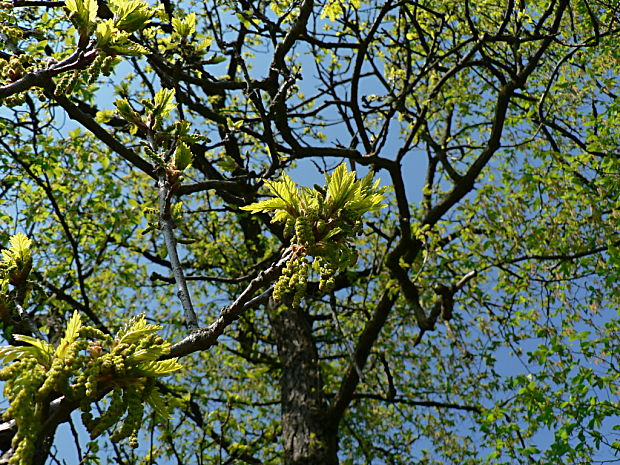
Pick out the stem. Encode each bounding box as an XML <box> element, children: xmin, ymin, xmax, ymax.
<box><xmin>158</xmin><ymin>172</ymin><xmax>198</xmax><ymax>330</ymax></box>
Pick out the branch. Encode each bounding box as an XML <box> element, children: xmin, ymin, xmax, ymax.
<box><xmin>421</xmin><ymin>0</ymin><xmax>568</xmax><ymax>228</ymax></box>
<box><xmin>51</xmin><ymin>94</ymin><xmax>155</xmax><ymax>177</ymax></box>
<box><xmin>351</xmin><ymin>393</ymin><xmax>482</xmax><ymax>414</ymax></box>
<box><xmin>166</xmin><ymin>249</ymin><xmax>293</xmax><ymax>359</ymax></box>
<box><xmin>150</xmin><ymin>271</ymin><xmax>253</xmax><ymax>284</ymax></box>
<box><xmin>349</xmin><ymin>0</ymin><xmax>397</xmax><ymax>153</ymax></box>
<box><xmin>378</xmin><ymin>1</ymin><xmax>571</xmax><ymax>352</ymax></box>
<box><xmin>176</xmin><ymin>179</ymin><xmax>251</xmax><ymax>197</ymax></box>
<box><xmin>328</xmin><ymin>289</ymin><xmax>397</xmax><ymax>424</ymax></box>
<box><xmin>0</xmin><ymin>45</ymin><xmax>98</xmax><ymax>99</ymax></box>
<box><xmin>475</xmin><ymin>239</ymin><xmax>620</xmax><ymax>275</ymax></box>
<box><xmin>267</xmin><ymin>0</ymin><xmax>314</xmax><ymax>154</ymax></box>
<box><xmin>32</xmin><ymin>274</ymin><xmax>111</xmax><ymax>334</ymax></box>
<box><xmin>158</xmin><ymin>172</ymin><xmax>198</xmax><ymax>330</ymax></box>
<box><xmin>421</xmin><ymin>109</ymin><xmax>463</xmax><ymax>183</ymax></box>
<box><xmin>12</xmin><ymin>0</ymin><xmax>65</xmax><ymax>5</ymax></box>
<box><xmin>0</xmin><ymin>393</ymin><xmax>83</xmax><ymax>458</ymax></box>
<box><xmin>0</xmin><ymin>69</ymin><xmax>49</xmax><ymax>98</ymax></box>
<box><xmin>271</xmin><ymin>0</ymin><xmax>314</xmax><ymax>71</ymax></box>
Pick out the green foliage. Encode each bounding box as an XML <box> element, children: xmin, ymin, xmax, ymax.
<box><xmin>171</xmin><ymin>12</ymin><xmax>197</xmax><ymax>37</ymax></box>
<box><xmin>94</xmin><ymin>19</ymin><xmax>149</xmax><ymax>56</ymax></box>
<box><xmin>242</xmin><ymin>163</ymin><xmax>386</xmax><ymax>305</ymax></box>
<box><xmin>1</xmin><ymin>0</ymin><xmax>619</xmax><ymax>464</ymax></box>
<box><xmin>0</xmin><ymin>309</ymin><xmax>181</xmax><ymax>464</ymax></box>
<box><xmin>0</xmin><ymin>234</ymin><xmax>33</xmax><ymax>289</ymax></box>
<box><xmin>65</xmin><ymin>0</ymin><xmax>151</xmax><ymax>48</ymax></box>
<box><xmin>64</xmin><ymin>0</ymin><xmax>98</xmax><ymax>35</ymax></box>
<box><xmin>172</xmin><ymin>141</ymin><xmax>194</xmax><ymax>172</ymax></box>
<box><xmin>0</xmin><ymin>234</ymin><xmax>34</xmax><ymax>339</ymax></box>
<box><xmin>321</xmin><ymin>0</ymin><xmax>361</xmax><ymax>22</ymax></box>
<box><xmin>109</xmin><ymin>0</ymin><xmax>151</xmax><ymax>33</ymax></box>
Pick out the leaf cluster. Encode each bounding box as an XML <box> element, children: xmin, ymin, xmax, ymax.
<box><xmin>242</xmin><ymin>163</ymin><xmax>386</xmax><ymax>238</ymax></box>
<box><xmin>65</xmin><ymin>0</ymin><xmax>151</xmax><ymax>53</ymax></box>
<box><xmin>0</xmin><ymin>233</ymin><xmax>33</xmax><ymax>289</ymax></box>
<box><xmin>0</xmin><ymin>310</ymin><xmax>182</xmax><ymax>464</ymax></box>
<box><xmin>242</xmin><ymin>163</ymin><xmax>387</xmax><ymax>304</ymax></box>
<box><xmin>0</xmin><ymin>234</ymin><xmax>34</xmax><ymax>339</ymax></box>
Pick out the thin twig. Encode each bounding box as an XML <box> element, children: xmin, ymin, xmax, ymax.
<box><xmin>329</xmin><ymin>294</ymin><xmax>364</xmax><ymax>382</ymax></box>
<box><xmin>15</xmin><ymin>302</ymin><xmax>45</xmax><ymax>340</ymax></box>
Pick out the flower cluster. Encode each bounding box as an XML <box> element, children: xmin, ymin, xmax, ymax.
<box><xmin>242</xmin><ymin>163</ymin><xmax>387</xmax><ymax>306</ymax></box>
<box><xmin>0</xmin><ymin>312</ymin><xmax>181</xmax><ymax>465</ymax></box>
<box><xmin>273</xmin><ymin>243</ymin><xmax>310</xmax><ymax>307</ymax></box>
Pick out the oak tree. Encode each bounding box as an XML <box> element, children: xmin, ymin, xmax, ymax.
<box><xmin>0</xmin><ymin>0</ymin><xmax>619</xmax><ymax>464</ymax></box>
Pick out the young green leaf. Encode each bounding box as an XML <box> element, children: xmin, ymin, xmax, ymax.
<box><xmin>116</xmin><ymin>314</ymin><xmax>162</xmax><ymax>345</ymax></box>
<box><xmin>95</xmin><ymin>20</ymin><xmax>116</xmax><ymax>48</ymax></box>
<box><xmin>65</xmin><ymin>0</ymin><xmax>98</xmax><ymax>32</ymax></box>
<box><xmin>173</xmin><ymin>141</ymin><xmax>193</xmax><ymax>171</ymax></box>
<box><xmin>12</xmin><ymin>335</ymin><xmax>53</xmax><ymax>366</ymax></box>
<box><xmin>114</xmin><ymin>98</ymin><xmax>143</xmax><ymax>125</ymax></box>
<box><xmin>152</xmin><ymin>88</ymin><xmax>176</xmax><ymax>119</ymax></box>
<box><xmin>145</xmin><ymin>387</ymin><xmax>170</xmax><ymax>419</ymax></box>
<box><xmin>136</xmin><ymin>358</ymin><xmax>183</xmax><ymax>376</ymax></box>
<box><xmin>0</xmin><ymin>345</ymin><xmax>34</xmax><ymax>364</ymax></box>
<box><xmin>110</xmin><ymin>0</ymin><xmax>151</xmax><ymax>33</ymax></box>
<box><xmin>171</xmin><ymin>12</ymin><xmax>197</xmax><ymax>37</ymax></box>
<box><xmin>1</xmin><ymin>233</ymin><xmax>33</xmax><ymax>266</ymax></box>
<box><xmin>55</xmin><ymin>310</ymin><xmax>82</xmax><ymax>359</ymax></box>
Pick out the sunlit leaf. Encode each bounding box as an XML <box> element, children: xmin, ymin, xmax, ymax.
<box><xmin>13</xmin><ymin>335</ymin><xmax>53</xmax><ymax>366</ymax></box>
<box><xmin>54</xmin><ymin>310</ymin><xmax>82</xmax><ymax>359</ymax></box>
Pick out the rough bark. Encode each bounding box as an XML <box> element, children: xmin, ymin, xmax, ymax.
<box><xmin>271</xmin><ymin>303</ymin><xmax>338</xmax><ymax>465</ymax></box>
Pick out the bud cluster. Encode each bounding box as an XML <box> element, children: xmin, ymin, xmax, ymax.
<box><xmin>109</xmin><ymin>386</ymin><xmax>144</xmax><ymax>446</ymax></box>
<box><xmin>0</xmin><ymin>359</ymin><xmax>46</xmax><ymax>465</ymax></box>
<box><xmin>54</xmin><ymin>69</ymin><xmax>81</xmax><ymax>96</ymax></box>
<box><xmin>86</xmin><ymin>53</ymin><xmax>118</xmax><ymax>85</ymax></box>
<box><xmin>87</xmin><ymin>52</ymin><xmax>106</xmax><ymax>85</ymax></box>
<box><xmin>316</xmin><ymin>256</ymin><xmax>337</xmax><ymax>293</ymax></box>
<box><xmin>84</xmin><ymin>388</ymin><xmax>127</xmax><ymax>438</ymax></box>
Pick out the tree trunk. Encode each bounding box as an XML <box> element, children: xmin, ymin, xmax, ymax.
<box><xmin>272</xmin><ymin>304</ymin><xmax>338</xmax><ymax>465</ymax></box>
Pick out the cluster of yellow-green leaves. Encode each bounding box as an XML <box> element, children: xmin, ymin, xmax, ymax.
<box><xmin>0</xmin><ymin>311</ymin><xmax>181</xmax><ymax>464</ymax></box>
<box><xmin>320</xmin><ymin>0</ymin><xmax>361</xmax><ymax>22</ymax></box>
<box><xmin>59</xmin><ymin>0</ymin><xmax>152</xmax><ymax>94</ymax></box>
<box><xmin>242</xmin><ymin>164</ymin><xmax>387</xmax><ymax>306</ymax></box>
<box><xmin>0</xmin><ymin>0</ymin><xmax>214</xmax><ymax>106</ymax></box>
<box><xmin>0</xmin><ymin>0</ymin><xmax>154</xmax><ymax>105</ymax></box>
<box><xmin>97</xmin><ymin>88</ymin><xmax>206</xmax><ymax>181</ymax></box>
<box><xmin>0</xmin><ymin>234</ymin><xmax>182</xmax><ymax>465</ymax></box>
<box><xmin>0</xmin><ymin>234</ymin><xmax>32</xmax><ymax>293</ymax></box>
<box><xmin>0</xmin><ymin>234</ymin><xmax>33</xmax><ymax>337</ymax></box>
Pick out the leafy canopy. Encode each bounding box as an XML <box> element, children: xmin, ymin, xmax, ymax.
<box><xmin>0</xmin><ymin>0</ymin><xmax>618</xmax><ymax>464</ymax></box>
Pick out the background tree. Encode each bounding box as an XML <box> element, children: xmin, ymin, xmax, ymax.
<box><xmin>0</xmin><ymin>0</ymin><xmax>619</xmax><ymax>464</ymax></box>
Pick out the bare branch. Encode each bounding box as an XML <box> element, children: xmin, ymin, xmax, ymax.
<box><xmin>158</xmin><ymin>172</ymin><xmax>199</xmax><ymax>330</ymax></box>
<box><xmin>166</xmin><ymin>249</ymin><xmax>293</xmax><ymax>358</ymax></box>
